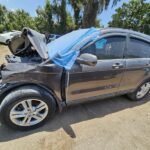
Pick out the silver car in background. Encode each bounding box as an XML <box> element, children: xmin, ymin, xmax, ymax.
<box><xmin>0</xmin><ymin>30</ymin><xmax>21</xmax><ymax>44</ymax></box>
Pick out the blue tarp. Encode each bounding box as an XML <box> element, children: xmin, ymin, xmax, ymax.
<box><xmin>47</xmin><ymin>27</ymin><xmax>100</xmax><ymax>70</ymax></box>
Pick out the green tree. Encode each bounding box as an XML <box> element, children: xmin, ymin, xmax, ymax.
<box><xmin>35</xmin><ymin>0</ymin><xmax>54</xmax><ymax>33</ymax></box>
<box><xmin>59</xmin><ymin>0</ymin><xmax>67</xmax><ymax>33</ymax></box>
<box><xmin>0</xmin><ymin>5</ymin><xmax>8</xmax><ymax>32</ymax></box>
<box><xmin>68</xmin><ymin>0</ymin><xmax>82</xmax><ymax>28</ymax></box>
<box><xmin>82</xmin><ymin>0</ymin><xmax>121</xmax><ymax>27</ymax></box>
<box><xmin>0</xmin><ymin>0</ymin><xmax>122</xmax><ymax>34</ymax></box>
<box><xmin>0</xmin><ymin>4</ymin><xmax>36</xmax><ymax>33</ymax></box>
<box><xmin>58</xmin><ymin>0</ymin><xmax>75</xmax><ymax>34</ymax></box>
<box><xmin>109</xmin><ymin>0</ymin><xmax>150</xmax><ymax>35</ymax></box>
<box><xmin>35</xmin><ymin>0</ymin><xmax>75</xmax><ymax>34</ymax></box>
<box><xmin>6</xmin><ymin>9</ymin><xmax>36</xmax><ymax>31</ymax></box>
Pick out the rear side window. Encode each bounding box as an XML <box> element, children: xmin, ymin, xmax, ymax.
<box><xmin>81</xmin><ymin>36</ymin><xmax>126</xmax><ymax>60</ymax></box>
<box><xmin>127</xmin><ymin>38</ymin><xmax>150</xmax><ymax>58</ymax></box>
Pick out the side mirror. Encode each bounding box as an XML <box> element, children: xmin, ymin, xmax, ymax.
<box><xmin>77</xmin><ymin>53</ymin><xmax>98</xmax><ymax>66</ymax></box>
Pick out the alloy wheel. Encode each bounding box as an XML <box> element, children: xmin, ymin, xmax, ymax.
<box><xmin>136</xmin><ymin>82</ymin><xmax>150</xmax><ymax>99</ymax></box>
<box><xmin>9</xmin><ymin>99</ymin><xmax>49</xmax><ymax>127</ymax></box>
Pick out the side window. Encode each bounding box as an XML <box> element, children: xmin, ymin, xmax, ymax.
<box><xmin>127</xmin><ymin>38</ymin><xmax>150</xmax><ymax>58</ymax></box>
<box><xmin>80</xmin><ymin>43</ymin><xmax>96</xmax><ymax>55</ymax></box>
<box><xmin>80</xmin><ymin>36</ymin><xmax>126</xmax><ymax>59</ymax></box>
<box><xmin>95</xmin><ymin>36</ymin><xmax>126</xmax><ymax>59</ymax></box>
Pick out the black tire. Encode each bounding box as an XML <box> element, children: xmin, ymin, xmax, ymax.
<box><xmin>127</xmin><ymin>80</ymin><xmax>150</xmax><ymax>101</ymax></box>
<box><xmin>0</xmin><ymin>86</ymin><xmax>56</xmax><ymax>130</ymax></box>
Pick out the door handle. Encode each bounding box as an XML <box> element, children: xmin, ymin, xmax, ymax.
<box><xmin>112</xmin><ymin>63</ymin><xmax>123</xmax><ymax>69</ymax></box>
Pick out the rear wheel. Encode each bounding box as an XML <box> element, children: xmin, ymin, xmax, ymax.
<box><xmin>0</xmin><ymin>86</ymin><xmax>56</xmax><ymax>130</ymax></box>
<box><xmin>128</xmin><ymin>81</ymin><xmax>150</xmax><ymax>101</ymax></box>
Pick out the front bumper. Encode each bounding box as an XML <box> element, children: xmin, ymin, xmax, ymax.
<box><xmin>0</xmin><ymin>64</ymin><xmax>7</xmax><ymax>94</ymax></box>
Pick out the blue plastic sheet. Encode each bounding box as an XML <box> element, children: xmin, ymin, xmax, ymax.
<box><xmin>95</xmin><ymin>39</ymin><xmax>107</xmax><ymax>49</ymax></box>
<box><xmin>47</xmin><ymin>27</ymin><xmax>100</xmax><ymax>70</ymax></box>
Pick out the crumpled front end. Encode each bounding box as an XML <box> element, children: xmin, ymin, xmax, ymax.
<box><xmin>0</xmin><ymin>64</ymin><xmax>9</xmax><ymax>96</ymax></box>
<box><xmin>0</xmin><ymin>28</ymin><xmax>49</xmax><ymax>85</ymax></box>
<box><xmin>0</xmin><ymin>62</ymin><xmax>37</xmax><ymax>93</ymax></box>
<box><xmin>8</xmin><ymin>28</ymin><xmax>48</xmax><ymax>60</ymax></box>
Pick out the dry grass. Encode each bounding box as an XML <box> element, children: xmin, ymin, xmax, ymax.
<box><xmin>0</xmin><ymin>45</ymin><xmax>11</xmax><ymax>64</ymax></box>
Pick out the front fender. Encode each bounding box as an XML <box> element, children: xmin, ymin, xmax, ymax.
<box><xmin>0</xmin><ymin>82</ymin><xmax>63</xmax><ymax>112</ymax></box>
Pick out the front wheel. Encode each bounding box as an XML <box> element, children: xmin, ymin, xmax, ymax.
<box><xmin>127</xmin><ymin>81</ymin><xmax>150</xmax><ymax>101</ymax></box>
<box><xmin>0</xmin><ymin>86</ymin><xmax>56</xmax><ymax>130</ymax></box>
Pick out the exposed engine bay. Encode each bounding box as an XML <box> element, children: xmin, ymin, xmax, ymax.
<box><xmin>5</xmin><ymin>54</ymin><xmax>42</xmax><ymax>64</ymax></box>
<box><xmin>6</xmin><ymin>36</ymin><xmax>42</xmax><ymax>64</ymax></box>
<box><xmin>5</xmin><ymin>28</ymin><xmax>48</xmax><ymax>64</ymax></box>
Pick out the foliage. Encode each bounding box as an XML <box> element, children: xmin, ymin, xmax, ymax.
<box><xmin>68</xmin><ymin>0</ymin><xmax>82</xmax><ymax>28</ymax></box>
<box><xmin>68</xmin><ymin>0</ymin><xmax>120</xmax><ymax>28</ymax></box>
<box><xmin>0</xmin><ymin>7</ymin><xmax>36</xmax><ymax>32</ymax></box>
<box><xmin>1</xmin><ymin>0</ymin><xmax>150</xmax><ymax>36</ymax></box>
<box><xmin>109</xmin><ymin>0</ymin><xmax>150</xmax><ymax>35</ymax></box>
<box><xmin>35</xmin><ymin>0</ymin><xmax>53</xmax><ymax>33</ymax></box>
<box><xmin>35</xmin><ymin>0</ymin><xmax>75</xmax><ymax>34</ymax></box>
<box><xmin>0</xmin><ymin>0</ymin><xmax>136</xmax><ymax>35</ymax></box>
<box><xmin>0</xmin><ymin>0</ymin><xmax>121</xmax><ymax>34</ymax></box>
<box><xmin>81</xmin><ymin>0</ymin><xmax>121</xmax><ymax>27</ymax></box>
<box><xmin>0</xmin><ymin>5</ymin><xmax>7</xmax><ymax>32</ymax></box>
<box><xmin>6</xmin><ymin>10</ymin><xmax>36</xmax><ymax>31</ymax></box>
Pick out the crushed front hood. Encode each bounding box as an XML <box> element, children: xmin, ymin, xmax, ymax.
<box><xmin>23</xmin><ymin>28</ymin><xmax>48</xmax><ymax>59</ymax></box>
<box><xmin>8</xmin><ymin>28</ymin><xmax>48</xmax><ymax>59</ymax></box>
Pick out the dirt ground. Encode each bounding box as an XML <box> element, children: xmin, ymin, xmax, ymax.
<box><xmin>0</xmin><ymin>45</ymin><xmax>150</xmax><ymax>150</ymax></box>
<box><xmin>0</xmin><ymin>45</ymin><xmax>11</xmax><ymax>64</ymax></box>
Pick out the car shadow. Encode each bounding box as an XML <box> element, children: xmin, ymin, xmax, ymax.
<box><xmin>0</xmin><ymin>95</ymin><xmax>149</xmax><ymax>142</ymax></box>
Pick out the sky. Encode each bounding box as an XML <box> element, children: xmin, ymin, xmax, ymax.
<box><xmin>0</xmin><ymin>0</ymin><xmax>150</xmax><ymax>27</ymax></box>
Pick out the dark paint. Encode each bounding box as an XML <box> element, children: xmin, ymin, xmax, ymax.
<box><xmin>67</xmin><ymin>59</ymin><xmax>126</xmax><ymax>100</ymax></box>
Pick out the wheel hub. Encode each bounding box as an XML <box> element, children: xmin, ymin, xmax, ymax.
<box><xmin>136</xmin><ymin>82</ymin><xmax>150</xmax><ymax>99</ymax></box>
<box><xmin>9</xmin><ymin>99</ymin><xmax>49</xmax><ymax>127</ymax></box>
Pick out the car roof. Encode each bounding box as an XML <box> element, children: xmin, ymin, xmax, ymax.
<box><xmin>99</xmin><ymin>27</ymin><xmax>150</xmax><ymax>42</ymax></box>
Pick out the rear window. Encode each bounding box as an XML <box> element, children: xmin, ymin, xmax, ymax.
<box><xmin>127</xmin><ymin>38</ymin><xmax>150</xmax><ymax>58</ymax></box>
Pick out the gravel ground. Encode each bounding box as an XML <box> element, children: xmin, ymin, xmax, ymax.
<box><xmin>0</xmin><ymin>46</ymin><xmax>150</xmax><ymax>150</ymax></box>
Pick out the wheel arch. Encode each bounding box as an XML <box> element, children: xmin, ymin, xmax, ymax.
<box><xmin>0</xmin><ymin>83</ymin><xmax>63</xmax><ymax>111</ymax></box>
<box><xmin>133</xmin><ymin>77</ymin><xmax>150</xmax><ymax>92</ymax></box>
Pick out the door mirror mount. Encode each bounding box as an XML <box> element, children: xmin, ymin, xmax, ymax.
<box><xmin>77</xmin><ymin>53</ymin><xmax>98</xmax><ymax>66</ymax></box>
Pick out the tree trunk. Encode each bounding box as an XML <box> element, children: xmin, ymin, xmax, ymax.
<box><xmin>60</xmin><ymin>0</ymin><xmax>67</xmax><ymax>34</ymax></box>
<box><xmin>82</xmin><ymin>1</ymin><xmax>99</xmax><ymax>28</ymax></box>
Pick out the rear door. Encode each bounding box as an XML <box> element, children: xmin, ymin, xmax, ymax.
<box><xmin>67</xmin><ymin>34</ymin><xmax>127</xmax><ymax>101</ymax></box>
<box><xmin>120</xmin><ymin>34</ymin><xmax>150</xmax><ymax>91</ymax></box>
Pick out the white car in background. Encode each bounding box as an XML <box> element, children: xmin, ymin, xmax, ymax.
<box><xmin>0</xmin><ymin>30</ymin><xmax>21</xmax><ymax>44</ymax></box>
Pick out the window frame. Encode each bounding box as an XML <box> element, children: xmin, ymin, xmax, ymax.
<box><xmin>80</xmin><ymin>33</ymin><xmax>127</xmax><ymax>60</ymax></box>
<box><xmin>126</xmin><ymin>34</ymin><xmax>150</xmax><ymax>59</ymax></box>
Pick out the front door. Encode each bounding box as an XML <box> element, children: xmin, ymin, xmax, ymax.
<box><xmin>67</xmin><ymin>35</ymin><xmax>127</xmax><ymax>101</ymax></box>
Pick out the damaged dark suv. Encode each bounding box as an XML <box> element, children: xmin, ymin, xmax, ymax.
<box><xmin>0</xmin><ymin>27</ymin><xmax>150</xmax><ymax>130</ymax></box>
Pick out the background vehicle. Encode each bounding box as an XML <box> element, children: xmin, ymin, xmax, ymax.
<box><xmin>0</xmin><ymin>30</ymin><xmax>21</xmax><ymax>45</ymax></box>
<box><xmin>0</xmin><ymin>28</ymin><xmax>150</xmax><ymax>130</ymax></box>
<box><xmin>45</xmin><ymin>34</ymin><xmax>61</xmax><ymax>44</ymax></box>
